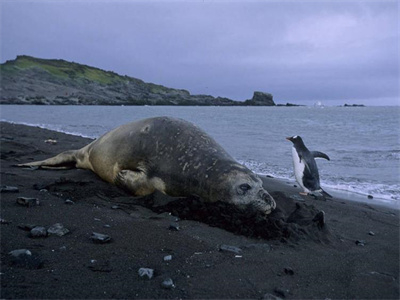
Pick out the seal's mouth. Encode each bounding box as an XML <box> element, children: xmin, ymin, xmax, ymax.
<box><xmin>264</xmin><ymin>208</ymin><xmax>272</xmax><ymax>215</ymax></box>
<box><xmin>251</xmin><ymin>195</ymin><xmax>276</xmax><ymax>215</ymax></box>
<box><xmin>258</xmin><ymin>190</ymin><xmax>276</xmax><ymax>213</ymax></box>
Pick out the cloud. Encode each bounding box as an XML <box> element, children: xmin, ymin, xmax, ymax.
<box><xmin>1</xmin><ymin>0</ymin><xmax>398</xmax><ymax>105</ymax></box>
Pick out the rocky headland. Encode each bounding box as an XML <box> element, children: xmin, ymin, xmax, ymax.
<box><xmin>0</xmin><ymin>56</ymin><xmax>275</xmax><ymax>106</ymax></box>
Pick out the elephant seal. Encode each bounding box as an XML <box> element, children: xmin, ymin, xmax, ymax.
<box><xmin>18</xmin><ymin>117</ymin><xmax>276</xmax><ymax>214</ymax></box>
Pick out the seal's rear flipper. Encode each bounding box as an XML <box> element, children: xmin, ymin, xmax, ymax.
<box><xmin>17</xmin><ymin>150</ymin><xmax>78</xmax><ymax>170</ymax></box>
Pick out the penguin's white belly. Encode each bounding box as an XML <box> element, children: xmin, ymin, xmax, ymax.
<box><xmin>291</xmin><ymin>147</ymin><xmax>309</xmax><ymax>192</ymax></box>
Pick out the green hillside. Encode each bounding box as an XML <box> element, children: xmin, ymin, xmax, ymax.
<box><xmin>0</xmin><ymin>55</ymin><xmax>275</xmax><ymax>106</ymax></box>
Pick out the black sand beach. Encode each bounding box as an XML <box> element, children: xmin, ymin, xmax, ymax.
<box><xmin>1</xmin><ymin>122</ymin><xmax>399</xmax><ymax>299</ymax></box>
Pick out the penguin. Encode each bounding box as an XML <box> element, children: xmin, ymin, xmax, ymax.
<box><xmin>286</xmin><ymin>135</ymin><xmax>332</xmax><ymax>198</ymax></box>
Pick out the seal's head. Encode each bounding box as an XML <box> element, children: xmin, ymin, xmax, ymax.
<box><xmin>211</xmin><ymin>166</ymin><xmax>276</xmax><ymax>215</ymax></box>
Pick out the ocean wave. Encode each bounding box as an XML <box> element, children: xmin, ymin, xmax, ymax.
<box><xmin>240</xmin><ymin>159</ymin><xmax>400</xmax><ymax>204</ymax></box>
<box><xmin>1</xmin><ymin>120</ymin><xmax>95</xmax><ymax>138</ymax></box>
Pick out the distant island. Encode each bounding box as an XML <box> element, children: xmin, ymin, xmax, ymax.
<box><xmin>0</xmin><ymin>55</ymin><xmax>276</xmax><ymax>106</ymax></box>
<box><xmin>342</xmin><ymin>104</ymin><xmax>366</xmax><ymax>107</ymax></box>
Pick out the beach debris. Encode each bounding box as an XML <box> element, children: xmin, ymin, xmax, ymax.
<box><xmin>368</xmin><ymin>231</ymin><xmax>375</xmax><ymax>236</ymax></box>
<box><xmin>65</xmin><ymin>199</ymin><xmax>75</xmax><ymax>205</ymax></box>
<box><xmin>8</xmin><ymin>249</ymin><xmax>43</xmax><ymax>269</ymax></box>
<box><xmin>30</xmin><ymin>226</ymin><xmax>48</xmax><ymax>238</ymax></box>
<box><xmin>47</xmin><ymin>223</ymin><xmax>70</xmax><ymax>237</ymax></box>
<box><xmin>16</xmin><ymin>197</ymin><xmax>39</xmax><ymax>207</ymax></box>
<box><xmin>168</xmin><ymin>222</ymin><xmax>180</xmax><ymax>231</ymax></box>
<box><xmin>45</xmin><ymin>139</ymin><xmax>58</xmax><ymax>145</ymax></box>
<box><xmin>356</xmin><ymin>240</ymin><xmax>366</xmax><ymax>246</ymax></box>
<box><xmin>284</xmin><ymin>267</ymin><xmax>294</xmax><ymax>275</ymax></box>
<box><xmin>0</xmin><ymin>185</ymin><xmax>19</xmax><ymax>193</ymax></box>
<box><xmin>138</xmin><ymin>268</ymin><xmax>154</xmax><ymax>280</ymax></box>
<box><xmin>163</xmin><ymin>255</ymin><xmax>172</xmax><ymax>262</ymax></box>
<box><xmin>219</xmin><ymin>244</ymin><xmax>242</xmax><ymax>254</ymax></box>
<box><xmin>161</xmin><ymin>278</ymin><xmax>175</xmax><ymax>289</ymax></box>
<box><xmin>0</xmin><ymin>218</ymin><xmax>11</xmax><ymax>225</ymax></box>
<box><xmin>91</xmin><ymin>232</ymin><xmax>111</xmax><ymax>244</ymax></box>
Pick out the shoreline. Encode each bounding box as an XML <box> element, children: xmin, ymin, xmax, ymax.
<box><xmin>1</xmin><ymin>122</ymin><xmax>399</xmax><ymax>299</ymax></box>
<box><xmin>1</xmin><ymin>120</ymin><xmax>398</xmax><ymax>208</ymax></box>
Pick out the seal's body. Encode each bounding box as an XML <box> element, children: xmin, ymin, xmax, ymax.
<box><xmin>286</xmin><ymin>135</ymin><xmax>332</xmax><ymax>198</ymax></box>
<box><xmin>19</xmin><ymin>117</ymin><xmax>276</xmax><ymax>214</ymax></box>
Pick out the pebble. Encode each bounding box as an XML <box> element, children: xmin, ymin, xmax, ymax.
<box><xmin>16</xmin><ymin>197</ymin><xmax>39</xmax><ymax>207</ymax></box>
<box><xmin>30</xmin><ymin>226</ymin><xmax>48</xmax><ymax>238</ymax></box>
<box><xmin>8</xmin><ymin>249</ymin><xmax>43</xmax><ymax>269</ymax></box>
<box><xmin>45</xmin><ymin>139</ymin><xmax>58</xmax><ymax>144</ymax></box>
<box><xmin>0</xmin><ymin>185</ymin><xmax>19</xmax><ymax>193</ymax></box>
<box><xmin>219</xmin><ymin>244</ymin><xmax>242</xmax><ymax>254</ymax></box>
<box><xmin>169</xmin><ymin>222</ymin><xmax>180</xmax><ymax>231</ymax></box>
<box><xmin>65</xmin><ymin>199</ymin><xmax>75</xmax><ymax>205</ymax></box>
<box><xmin>111</xmin><ymin>205</ymin><xmax>120</xmax><ymax>209</ymax></box>
<box><xmin>47</xmin><ymin>223</ymin><xmax>70</xmax><ymax>236</ymax></box>
<box><xmin>91</xmin><ymin>232</ymin><xmax>111</xmax><ymax>244</ymax></box>
<box><xmin>0</xmin><ymin>218</ymin><xmax>11</xmax><ymax>224</ymax></box>
<box><xmin>356</xmin><ymin>240</ymin><xmax>366</xmax><ymax>246</ymax></box>
<box><xmin>263</xmin><ymin>293</ymin><xmax>283</xmax><ymax>300</ymax></box>
<box><xmin>138</xmin><ymin>268</ymin><xmax>154</xmax><ymax>280</ymax></box>
<box><xmin>163</xmin><ymin>255</ymin><xmax>172</xmax><ymax>262</ymax></box>
<box><xmin>161</xmin><ymin>278</ymin><xmax>175</xmax><ymax>289</ymax></box>
<box><xmin>9</xmin><ymin>249</ymin><xmax>32</xmax><ymax>257</ymax></box>
<box><xmin>368</xmin><ymin>231</ymin><xmax>375</xmax><ymax>236</ymax></box>
<box><xmin>284</xmin><ymin>267</ymin><xmax>294</xmax><ymax>275</ymax></box>
<box><xmin>367</xmin><ymin>195</ymin><xmax>374</xmax><ymax>199</ymax></box>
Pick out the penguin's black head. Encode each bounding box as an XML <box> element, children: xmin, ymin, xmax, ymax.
<box><xmin>286</xmin><ymin>135</ymin><xmax>306</xmax><ymax>147</ymax></box>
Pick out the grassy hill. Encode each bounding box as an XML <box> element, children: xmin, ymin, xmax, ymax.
<box><xmin>0</xmin><ymin>56</ymin><xmax>274</xmax><ymax>106</ymax></box>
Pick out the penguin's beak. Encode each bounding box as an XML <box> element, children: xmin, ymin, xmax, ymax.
<box><xmin>286</xmin><ymin>137</ymin><xmax>292</xmax><ymax>141</ymax></box>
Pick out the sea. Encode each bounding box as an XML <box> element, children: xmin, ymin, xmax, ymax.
<box><xmin>1</xmin><ymin>105</ymin><xmax>399</xmax><ymax>207</ymax></box>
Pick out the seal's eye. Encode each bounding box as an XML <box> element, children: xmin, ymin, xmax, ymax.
<box><xmin>238</xmin><ymin>183</ymin><xmax>251</xmax><ymax>195</ymax></box>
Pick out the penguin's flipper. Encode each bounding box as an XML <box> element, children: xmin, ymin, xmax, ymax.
<box><xmin>311</xmin><ymin>151</ymin><xmax>330</xmax><ymax>161</ymax></box>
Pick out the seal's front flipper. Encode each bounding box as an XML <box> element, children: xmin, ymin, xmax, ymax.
<box><xmin>115</xmin><ymin>170</ymin><xmax>166</xmax><ymax>197</ymax></box>
<box><xmin>17</xmin><ymin>150</ymin><xmax>78</xmax><ymax>170</ymax></box>
<box><xmin>311</xmin><ymin>151</ymin><xmax>330</xmax><ymax>161</ymax></box>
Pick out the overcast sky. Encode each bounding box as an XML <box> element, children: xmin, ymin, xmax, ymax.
<box><xmin>1</xmin><ymin>0</ymin><xmax>399</xmax><ymax>105</ymax></box>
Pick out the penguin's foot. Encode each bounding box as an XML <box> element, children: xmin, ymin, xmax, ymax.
<box><xmin>299</xmin><ymin>192</ymin><xmax>308</xmax><ymax>196</ymax></box>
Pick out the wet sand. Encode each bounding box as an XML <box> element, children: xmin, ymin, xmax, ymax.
<box><xmin>1</xmin><ymin>122</ymin><xmax>399</xmax><ymax>299</ymax></box>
